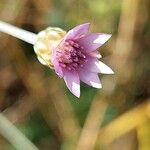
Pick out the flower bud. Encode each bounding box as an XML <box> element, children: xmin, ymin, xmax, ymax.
<box><xmin>34</xmin><ymin>27</ymin><xmax>66</xmax><ymax>68</ymax></box>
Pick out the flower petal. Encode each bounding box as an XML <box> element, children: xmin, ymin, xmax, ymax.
<box><xmin>88</xmin><ymin>51</ymin><xmax>102</xmax><ymax>59</ymax></box>
<box><xmin>82</xmin><ymin>56</ymin><xmax>100</xmax><ymax>73</ymax></box>
<box><xmin>93</xmin><ymin>34</ymin><xmax>112</xmax><ymax>45</ymax></box>
<box><xmin>83</xmin><ymin>56</ymin><xmax>114</xmax><ymax>74</ymax></box>
<box><xmin>53</xmin><ymin>59</ymin><xmax>63</xmax><ymax>78</ymax></box>
<box><xmin>65</xmin><ymin>23</ymin><xmax>90</xmax><ymax>40</ymax></box>
<box><xmin>95</xmin><ymin>61</ymin><xmax>114</xmax><ymax>74</ymax></box>
<box><xmin>64</xmin><ymin>70</ymin><xmax>80</xmax><ymax>97</ymax></box>
<box><xmin>77</xmin><ymin>33</ymin><xmax>111</xmax><ymax>52</ymax></box>
<box><xmin>79</xmin><ymin>69</ymin><xmax>102</xmax><ymax>88</ymax></box>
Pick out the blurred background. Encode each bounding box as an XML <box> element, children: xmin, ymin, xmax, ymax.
<box><xmin>0</xmin><ymin>0</ymin><xmax>149</xmax><ymax>150</ymax></box>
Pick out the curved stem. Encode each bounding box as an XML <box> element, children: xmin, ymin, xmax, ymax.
<box><xmin>0</xmin><ymin>21</ymin><xmax>37</xmax><ymax>45</ymax></box>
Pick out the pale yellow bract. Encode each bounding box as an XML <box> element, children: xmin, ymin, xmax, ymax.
<box><xmin>34</xmin><ymin>27</ymin><xmax>66</xmax><ymax>68</ymax></box>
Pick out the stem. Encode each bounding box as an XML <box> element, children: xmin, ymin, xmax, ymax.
<box><xmin>0</xmin><ymin>113</ymin><xmax>38</xmax><ymax>150</ymax></box>
<box><xmin>0</xmin><ymin>21</ymin><xmax>37</xmax><ymax>45</ymax></box>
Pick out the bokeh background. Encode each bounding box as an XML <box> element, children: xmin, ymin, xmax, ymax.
<box><xmin>0</xmin><ymin>0</ymin><xmax>150</xmax><ymax>150</ymax></box>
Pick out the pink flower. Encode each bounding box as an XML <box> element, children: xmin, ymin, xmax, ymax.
<box><xmin>52</xmin><ymin>23</ymin><xmax>114</xmax><ymax>97</ymax></box>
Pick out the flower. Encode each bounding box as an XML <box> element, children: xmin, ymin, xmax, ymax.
<box><xmin>0</xmin><ymin>21</ymin><xmax>113</xmax><ymax>98</ymax></box>
<box><xmin>52</xmin><ymin>23</ymin><xmax>114</xmax><ymax>97</ymax></box>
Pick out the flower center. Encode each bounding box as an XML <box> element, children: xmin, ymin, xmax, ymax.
<box><xmin>56</xmin><ymin>40</ymin><xmax>87</xmax><ymax>71</ymax></box>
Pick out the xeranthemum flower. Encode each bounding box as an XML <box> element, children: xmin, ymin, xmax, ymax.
<box><xmin>51</xmin><ymin>23</ymin><xmax>114</xmax><ymax>97</ymax></box>
<box><xmin>0</xmin><ymin>21</ymin><xmax>113</xmax><ymax>98</ymax></box>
